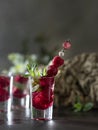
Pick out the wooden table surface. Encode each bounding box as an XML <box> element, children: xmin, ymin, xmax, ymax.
<box><xmin>0</xmin><ymin>108</ymin><xmax>98</xmax><ymax>130</ymax></box>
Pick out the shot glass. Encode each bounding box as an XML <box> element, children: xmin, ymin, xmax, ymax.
<box><xmin>30</xmin><ymin>76</ymin><xmax>54</xmax><ymax>120</ymax></box>
<box><xmin>11</xmin><ymin>74</ymin><xmax>30</xmax><ymax>119</ymax></box>
<box><xmin>0</xmin><ymin>74</ymin><xmax>13</xmax><ymax>120</ymax></box>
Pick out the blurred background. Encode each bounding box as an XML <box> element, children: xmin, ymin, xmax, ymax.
<box><xmin>0</xmin><ymin>0</ymin><xmax>98</xmax><ymax>71</ymax></box>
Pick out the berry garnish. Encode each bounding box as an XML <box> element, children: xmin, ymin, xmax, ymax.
<box><xmin>47</xmin><ymin>65</ymin><xmax>58</xmax><ymax>76</ymax></box>
<box><xmin>62</xmin><ymin>40</ymin><xmax>71</xmax><ymax>50</ymax></box>
<box><xmin>47</xmin><ymin>40</ymin><xmax>71</xmax><ymax>73</ymax></box>
<box><xmin>51</xmin><ymin>56</ymin><xmax>64</xmax><ymax>68</ymax></box>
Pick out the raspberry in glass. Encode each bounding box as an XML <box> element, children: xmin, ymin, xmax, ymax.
<box><xmin>0</xmin><ymin>87</ymin><xmax>9</xmax><ymax>102</ymax></box>
<box><xmin>14</xmin><ymin>75</ymin><xmax>28</xmax><ymax>84</ymax></box>
<box><xmin>32</xmin><ymin>89</ymin><xmax>53</xmax><ymax>110</ymax></box>
<box><xmin>13</xmin><ymin>75</ymin><xmax>28</xmax><ymax>98</ymax></box>
<box><xmin>33</xmin><ymin>76</ymin><xmax>54</xmax><ymax>110</ymax></box>
<box><xmin>0</xmin><ymin>76</ymin><xmax>9</xmax><ymax>88</ymax></box>
<box><xmin>39</xmin><ymin>76</ymin><xmax>54</xmax><ymax>87</ymax></box>
<box><xmin>13</xmin><ymin>87</ymin><xmax>27</xmax><ymax>98</ymax></box>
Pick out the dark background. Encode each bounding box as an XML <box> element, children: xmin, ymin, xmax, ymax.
<box><xmin>0</xmin><ymin>0</ymin><xmax>98</xmax><ymax>71</ymax></box>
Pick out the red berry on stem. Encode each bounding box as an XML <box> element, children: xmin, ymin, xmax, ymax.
<box><xmin>52</xmin><ymin>56</ymin><xmax>64</xmax><ymax>68</ymax></box>
<box><xmin>47</xmin><ymin>65</ymin><xmax>58</xmax><ymax>76</ymax></box>
<box><xmin>62</xmin><ymin>41</ymin><xmax>71</xmax><ymax>50</ymax></box>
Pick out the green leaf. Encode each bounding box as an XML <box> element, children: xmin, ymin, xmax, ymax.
<box><xmin>32</xmin><ymin>84</ymin><xmax>40</xmax><ymax>92</ymax></box>
<box><xmin>26</xmin><ymin>63</ymin><xmax>47</xmax><ymax>78</ymax></box>
<box><xmin>83</xmin><ymin>102</ymin><xmax>94</xmax><ymax>112</ymax></box>
<box><xmin>73</xmin><ymin>102</ymin><xmax>83</xmax><ymax>112</ymax></box>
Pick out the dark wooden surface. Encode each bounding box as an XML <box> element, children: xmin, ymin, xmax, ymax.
<box><xmin>0</xmin><ymin>108</ymin><xmax>98</xmax><ymax>130</ymax></box>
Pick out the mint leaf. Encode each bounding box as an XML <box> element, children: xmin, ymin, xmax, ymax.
<box><xmin>73</xmin><ymin>102</ymin><xmax>83</xmax><ymax>112</ymax></box>
<box><xmin>83</xmin><ymin>102</ymin><xmax>94</xmax><ymax>112</ymax></box>
<box><xmin>26</xmin><ymin>63</ymin><xmax>47</xmax><ymax>78</ymax></box>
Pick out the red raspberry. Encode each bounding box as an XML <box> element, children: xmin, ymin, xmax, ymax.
<box><xmin>0</xmin><ymin>87</ymin><xmax>9</xmax><ymax>102</ymax></box>
<box><xmin>47</xmin><ymin>65</ymin><xmax>58</xmax><ymax>76</ymax></box>
<box><xmin>52</xmin><ymin>56</ymin><xmax>64</xmax><ymax>68</ymax></box>
<box><xmin>39</xmin><ymin>76</ymin><xmax>54</xmax><ymax>87</ymax></box>
<box><xmin>0</xmin><ymin>76</ymin><xmax>10</xmax><ymax>88</ymax></box>
<box><xmin>13</xmin><ymin>87</ymin><xmax>27</xmax><ymax>98</ymax></box>
<box><xmin>32</xmin><ymin>89</ymin><xmax>54</xmax><ymax>110</ymax></box>
<box><xmin>14</xmin><ymin>75</ymin><xmax>28</xmax><ymax>84</ymax></box>
<box><xmin>62</xmin><ymin>41</ymin><xmax>71</xmax><ymax>49</ymax></box>
<box><xmin>13</xmin><ymin>75</ymin><xmax>28</xmax><ymax>98</ymax></box>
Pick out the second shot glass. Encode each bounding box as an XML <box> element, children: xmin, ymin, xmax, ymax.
<box><xmin>11</xmin><ymin>74</ymin><xmax>30</xmax><ymax>119</ymax></box>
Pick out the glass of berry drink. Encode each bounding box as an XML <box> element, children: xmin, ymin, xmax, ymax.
<box><xmin>28</xmin><ymin>40</ymin><xmax>71</xmax><ymax>120</ymax></box>
<box><xmin>30</xmin><ymin>76</ymin><xmax>54</xmax><ymax>120</ymax></box>
<box><xmin>11</xmin><ymin>74</ymin><xmax>30</xmax><ymax>119</ymax></box>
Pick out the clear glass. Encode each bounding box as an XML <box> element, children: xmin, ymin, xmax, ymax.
<box><xmin>0</xmin><ymin>74</ymin><xmax>13</xmax><ymax>120</ymax></box>
<box><xmin>30</xmin><ymin>76</ymin><xmax>54</xmax><ymax>120</ymax></box>
<box><xmin>11</xmin><ymin>74</ymin><xmax>30</xmax><ymax>119</ymax></box>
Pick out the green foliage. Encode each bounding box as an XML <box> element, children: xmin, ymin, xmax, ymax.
<box><xmin>73</xmin><ymin>102</ymin><xmax>83</xmax><ymax>112</ymax></box>
<box><xmin>26</xmin><ymin>63</ymin><xmax>47</xmax><ymax>78</ymax></box>
<box><xmin>6</xmin><ymin>53</ymin><xmax>38</xmax><ymax>74</ymax></box>
<box><xmin>3</xmin><ymin>34</ymin><xmax>59</xmax><ymax>74</ymax></box>
<box><xmin>82</xmin><ymin>102</ymin><xmax>94</xmax><ymax>112</ymax></box>
<box><xmin>73</xmin><ymin>96</ymin><xmax>94</xmax><ymax>112</ymax></box>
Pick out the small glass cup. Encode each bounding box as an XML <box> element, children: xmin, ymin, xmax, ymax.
<box><xmin>0</xmin><ymin>74</ymin><xmax>13</xmax><ymax>120</ymax></box>
<box><xmin>11</xmin><ymin>74</ymin><xmax>30</xmax><ymax>119</ymax></box>
<box><xmin>30</xmin><ymin>76</ymin><xmax>54</xmax><ymax>120</ymax></box>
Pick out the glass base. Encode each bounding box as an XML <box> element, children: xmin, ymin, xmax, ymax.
<box><xmin>31</xmin><ymin>106</ymin><xmax>53</xmax><ymax>120</ymax></box>
<box><xmin>8</xmin><ymin>108</ymin><xmax>30</xmax><ymax>120</ymax></box>
<box><xmin>0</xmin><ymin>98</ymin><xmax>12</xmax><ymax>113</ymax></box>
<box><xmin>11</xmin><ymin>95</ymin><xmax>30</xmax><ymax>120</ymax></box>
<box><xmin>0</xmin><ymin>98</ymin><xmax>12</xmax><ymax>121</ymax></box>
<box><xmin>0</xmin><ymin>101</ymin><xmax>8</xmax><ymax>113</ymax></box>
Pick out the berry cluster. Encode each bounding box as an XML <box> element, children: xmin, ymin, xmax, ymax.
<box><xmin>32</xmin><ymin>76</ymin><xmax>54</xmax><ymax>110</ymax></box>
